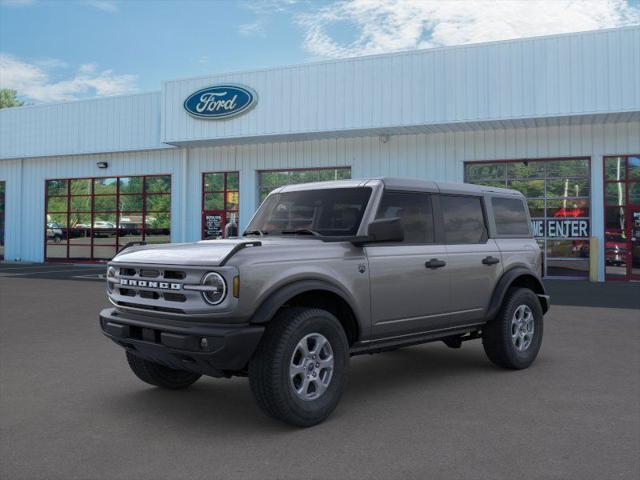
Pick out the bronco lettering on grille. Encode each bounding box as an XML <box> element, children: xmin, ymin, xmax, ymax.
<box><xmin>119</xmin><ymin>279</ymin><xmax>181</xmax><ymax>290</ymax></box>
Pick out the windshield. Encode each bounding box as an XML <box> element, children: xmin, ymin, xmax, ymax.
<box><xmin>246</xmin><ymin>187</ymin><xmax>372</xmax><ymax>237</ymax></box>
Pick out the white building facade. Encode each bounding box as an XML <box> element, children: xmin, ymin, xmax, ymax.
<box><xmin>1</xmin><ymin>27</ymin><xmax>639</xmax><ymax>281</ymax></box>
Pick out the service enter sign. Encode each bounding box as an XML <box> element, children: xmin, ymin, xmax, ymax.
<box><xmin>531</xmin><ymin>219</ymin><xmax>590</xmax><ymax>238</ymax></box>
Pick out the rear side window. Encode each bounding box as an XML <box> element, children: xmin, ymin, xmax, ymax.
<box><xmin>376</xmin><ymin>191</ymin><xmax>434</xmax><ymax>243</ymax></box>
<box><xmin>492</xmin><ymin>197</ymin><xmax>531</xmax><ymax>236</ymax></box>
<box><xmin>440</xmin><ymin>195</ymin><xmax>487</xmax><ymax>244</ymax></box>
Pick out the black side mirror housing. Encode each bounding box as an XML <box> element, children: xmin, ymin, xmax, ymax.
<box><xmin>358</xmin><ymin>217</ymin><xmax>404</xmax><ymax>244</ymax></box>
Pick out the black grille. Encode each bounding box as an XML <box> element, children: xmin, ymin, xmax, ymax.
<box><xmin>116</xmin><ymin>301</ymin><xmax>185</xmax><ymax>314</ymax></box>
<box><xmin>164</xmin><ymin>270</ymin><xmax>186</xmax><ymax>280</ymax></box>
<box><xmin>163</xmin><ymin>293</ymin><xmax>187</xmax><ymax>303</ymax></box>
<box><xmin>140</xmin><ymin>269</ymin><xmax>160</xmax><ymax>278</ymax></box>
<box><xmin>139</xmin><ymin>290</ymin><xmax>160</xmax><ymax>300</ymax></box>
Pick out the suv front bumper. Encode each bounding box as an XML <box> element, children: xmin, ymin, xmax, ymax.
<box><xmin>99</xmin><ymin>308</ymin><xmax>264</xmax><ymax>377</ymax></box>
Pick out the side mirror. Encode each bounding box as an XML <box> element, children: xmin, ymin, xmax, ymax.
<box><xmin>362</xmin><ymin>217</ymin><xmax>404</xmax><ymax>244</ymax></box>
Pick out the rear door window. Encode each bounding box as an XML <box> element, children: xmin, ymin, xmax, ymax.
<box><xmin>491</xmin><ymin>197</ymin><xmax>531</xmax><ymax>236</ymax></box>
<box><xmin>440</xmin><ymin>195</ymin><xmax>487</xmax><ymax>244</ymax></box>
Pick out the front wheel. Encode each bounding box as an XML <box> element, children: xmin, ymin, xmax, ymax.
<box><xmin>249</xmin><ymin>308</ymin><xmax>349</xmax><ymax>427</ymax></box>
<box><xmin>126</xmin><ymin>352</ymin><xmax>201</xmax><ymax>389</ymax></box>
<box><xmin>482</xmin><ymin>288</ymin><xmax>544</xmax><ymax>369</ymax></box>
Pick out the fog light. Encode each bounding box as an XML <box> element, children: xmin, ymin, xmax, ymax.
<box><xmin>201</xmin><ymin>272</ymin><xmax>226</xmax><ymax>305</ymax></box>
<box><xmin>200</xmin><ymin>337</ymin><xmax>209</xmax><ymax>350</ymax></box>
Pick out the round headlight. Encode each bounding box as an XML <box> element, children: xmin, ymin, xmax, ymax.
<box><xmin>201</xmin><ymin>272</ymin><xmax>227</xmax><ymax>305</ymax></box>
<box><xmin>106</xmin><ymin>266</ymin><xmax>116</xmax><ymax>293</ymax></box>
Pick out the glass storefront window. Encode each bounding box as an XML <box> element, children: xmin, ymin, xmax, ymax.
<box><xmin>258</xmin><ymin>167</ymin><xmax>352</xmax><ymax>203</ymax></box>
<box><xmin>0</xmin><ymin>181</ymin><xmax>5</xmax><ymax>260</ymax></box>
<box><xmin>604</xmin><ymin>157</ymin><xmax>626</xmax><ymax>181</ymax></box>
<box><xmin>45</xmin><ymin>174</ymin><xmax>171</xmax><ymax>261</ymax></box>
<box><xmin>507</xmin><ymin>161</ymin><xmax>545</xmax><ymax>179</ymax></box>
<box><xmin>202</xmin><ymin>171</ymin><xmax>240</xmax><ymax>240</ymax></box>
<box><xmin>603</xmin><ymin>155</ymin><xmax>640</xmax><ymax>280</ymax></box>
<box><xmin>627</xmin><ymin>156</ymin><xmax>640</xmax><ymax>180</ymax></box>
<box><xmin>465</xmin><ymin>163</ymin><xmax>506</xmax><ymax>182</ymax></box>
<box><xmin>605</xmin><ymin>183</ymin><xmax>625</xmax><ymax>206</ymax></box>
<box><xmin>465</xmin><ymin>158</ymin><xmax>591</xmax><ymax>278</ymax></box>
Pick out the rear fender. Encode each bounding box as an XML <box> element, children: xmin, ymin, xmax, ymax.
<box><xmin>485</xmin><ymin>268</ymin><xmax>549</xmax><ymax>321</ymax></box>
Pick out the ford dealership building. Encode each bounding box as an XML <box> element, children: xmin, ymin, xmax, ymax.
<box><xmin>1</xmin><ymin>26</ymin><xmax>639</xmax><ymax>281</ymax></box>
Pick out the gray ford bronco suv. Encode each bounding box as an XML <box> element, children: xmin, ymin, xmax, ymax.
<box><xmin>100</xmin><ymin>178</ymin><xmax>549</xmax><ymax>426</ymax></box>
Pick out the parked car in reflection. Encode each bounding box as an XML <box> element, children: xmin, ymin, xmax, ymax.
<box><xmin>46</xmin><ymin>222</ymin><xmax>64</xmax><ymax>243</ymax></box>
<box><xmin>604</xmin><ymin>233</ymin><xmax>628</xmax><ymax>266</ymax></box>
<box><xmin>93</xmin><ymin>221</ymin><xmax>117</xmax><ymax>237</ymax></box>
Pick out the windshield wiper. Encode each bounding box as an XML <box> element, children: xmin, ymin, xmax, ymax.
<box><xmin>243</xmin><ymin>229</ymin><xmax>267</xmax><ymax>237</ymax></box>
<box><xmin>280</xmin><ymin>228</ymin><xmax>321</xmax><ymax>237</ymax></box>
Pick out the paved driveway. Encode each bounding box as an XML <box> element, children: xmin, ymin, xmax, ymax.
<box><xmin>1</xmin><ymin>264</ymin><xmax>638</xmax><ymax>480</ymax></box>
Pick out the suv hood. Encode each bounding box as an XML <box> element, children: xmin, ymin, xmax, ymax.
<box><xmin>111</xmin><ymin>237</ymin><xmax>331</xmax><ymax>266</ymax></box>
<box><xmin>112</xmin><ymin>239</ymin><xmax>260</xmax><ymax>266</ymax></box>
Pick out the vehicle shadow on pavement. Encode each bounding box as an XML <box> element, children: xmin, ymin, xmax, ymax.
<box><xmin>99</xmin><ymin>344</ymin><xmax>501</xmax><ymax>433</ymax></box>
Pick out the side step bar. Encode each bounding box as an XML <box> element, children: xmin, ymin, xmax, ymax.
<box><xmin>350</xmin><ymin>324</ymin><xmax>484</xmax><ymax>356</ymax></box>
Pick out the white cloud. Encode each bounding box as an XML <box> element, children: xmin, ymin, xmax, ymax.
<box><xmin>297</xmin><ymin>0</ymin><xmax>640</xmax><ymax>59</ymax></box>
<box><xmin>0</xmin><ymin>53</ymin><xmax>138</xmax><ymax>103</ymax></box>
<box><xmin>239</xmin><ymin>19</ymin><xmax>267</xmax><ymax>36</ymax></box>
<box><xmin>83</xmin><ymin>0</ymin><xmax>118</xmax><ymax>13</ymax></box>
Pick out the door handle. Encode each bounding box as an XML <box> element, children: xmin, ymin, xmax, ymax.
<box><xmin>482</xmin><ymin>256</ymin><xmax>500</xmax><ymax>265</ymax></box>
<box><xmin>425</xmin><ymin>259</ymin><xmax>446</xmax><ymax>269</ymax></box>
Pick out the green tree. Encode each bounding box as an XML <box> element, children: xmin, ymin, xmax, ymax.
<box><xmin>0</xmin><ymin>89</ymin><xmax>24</xmax><ymax>109</ymax></box>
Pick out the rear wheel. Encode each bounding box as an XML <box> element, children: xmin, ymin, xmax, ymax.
<box><xmin>482</xmin><ymin>288</ymin><xmax>543</xmax><ymax>369</ymax></box>
<box><xmin>126</xmin><ymin>352</ymin><xmax>201</xmax><ymax>389</ymax></box>
<box><xmin>249</xmin><ymin>307</ymin><xmax>349</xmax><ymax>427</ymax></box>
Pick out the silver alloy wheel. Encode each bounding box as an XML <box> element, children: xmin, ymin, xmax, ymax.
<box><xmin>511</xmin><ymin>304</ymin><xmax>535</xmax><ymax>352</ymax></box>
<box><xmin>289</xmin><ymin>333</ymin><xmax>334</xmax><ymax>401</ymax></box>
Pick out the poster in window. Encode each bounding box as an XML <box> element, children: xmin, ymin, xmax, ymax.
<box><xmin>204</xmin><ymin>214</ymin><xmax>223</xmax><ymax>240</ymax></box>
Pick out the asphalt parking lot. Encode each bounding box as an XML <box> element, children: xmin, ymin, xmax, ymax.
<box><xmin>1</xmin><ymin>263</ymin><xmax>638</xmax><ymax>480</ymax></box>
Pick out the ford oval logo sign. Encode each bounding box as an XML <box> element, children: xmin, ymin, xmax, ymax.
<box><xmin>183</xmin><ymin>84</ymin><xmax>257</xmax><ymax>120</ymax></box>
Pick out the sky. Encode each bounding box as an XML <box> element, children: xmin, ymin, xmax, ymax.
<box><xmin>1</xmin><ymin>0</ymin><xmax>639</xmax><ymax>104</ymax></box>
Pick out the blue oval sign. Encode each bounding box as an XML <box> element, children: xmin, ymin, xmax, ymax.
<box><xmin>183</xmin><ymin>84</ymin><xmax>257</xmax><ymax>119</ymax></box>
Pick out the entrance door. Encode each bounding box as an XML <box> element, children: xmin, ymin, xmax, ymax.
<box><xmin>630</xmin><ymin>208</ymin><xmax>640</xmax><ymax>280</ymax></box>
<box><xmin>202</xmin><ymin>171</ymin><xmax>239</xmax><ymax>239</ymax></box>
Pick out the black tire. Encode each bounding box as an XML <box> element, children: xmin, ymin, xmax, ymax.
<box><xmin>482</xmin><ymin>287</ymin><xmax>543</xmax><ymax>369</ymax></box>
<box><xmin>248</xmin><ymin>307</ymin><xmax>349</xmax><ymax>427</ymax></box>
<box><xmin>126</xmin><ymin>352</ymin><xmax>201</xmax><ymax>389</ymax></box>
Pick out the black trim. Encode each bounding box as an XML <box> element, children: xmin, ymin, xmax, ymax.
<box><xmin>219</xmin><ymin>241</ymin><xmax>261</xmax><ymax>266</ymax></box>
<box><xmin>248</xmin><ymin>279</ymin><xmax>358</xmax><ymax>325</ymax></box>
<box><xmin>99</xmin><ymin>308</ymin><xmax>264</xmax><ymax>376</ymax></box>
<box><xmin>485</xmin><ymin>268</ymin><xmax>549</xmax><ymax>320</ymax></box>
<box><xmin>350</xmin><ymin>324</ymin><xmax>483</xmax><ymax>355</ymax></box>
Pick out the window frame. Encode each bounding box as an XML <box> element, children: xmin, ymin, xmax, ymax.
<box><xmin>44</xmin><ymin>174</ymin><xmax>171</xmax><ymax>262</ymax></box>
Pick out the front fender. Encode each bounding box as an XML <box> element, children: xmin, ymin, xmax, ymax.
<box><xmin>248</xmin><ymin>278</ymin><xmax>360</xmax><ymax>325</ymax></box>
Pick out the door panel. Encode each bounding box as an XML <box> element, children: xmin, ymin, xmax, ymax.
<box><xmin>366</xmin><ymin>244</ymin><xmax>450</xmax><ymax>338</ymax></box>
<box><xmin>446</xmin><ymin>240</ymin><xmax>503</xmax><ymax>325</ymax></box>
